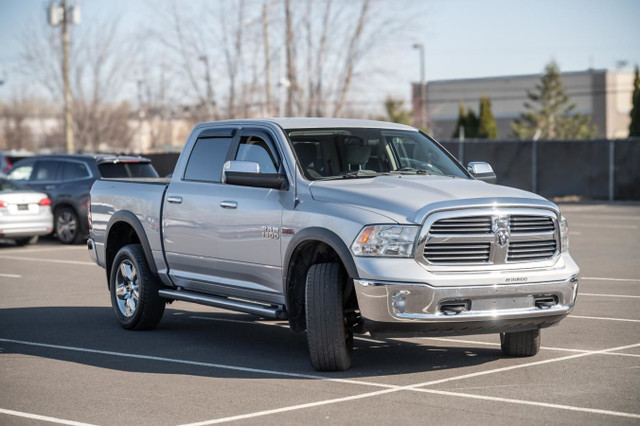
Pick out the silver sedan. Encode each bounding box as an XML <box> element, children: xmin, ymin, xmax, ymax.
<box><xmin>0</xmin><ymin>177</ymin><xmax>53</xmax><ymax>245</ymax></box>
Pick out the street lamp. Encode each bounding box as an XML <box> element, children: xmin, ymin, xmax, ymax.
<box><xmin>48</xmin><ymin>0</ymin><xmax>80</xmax><ymax>154</ymax></box>
<box><xmin>198</xmin><ymin>55</ymin><xmax>214</xmax><ymax>118</ymax></box>
<box><xmin>413</xmin><ymin>43</ymin><xmax>426</xmax><ymax>130</ymax></box>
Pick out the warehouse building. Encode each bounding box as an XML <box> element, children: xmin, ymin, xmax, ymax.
<box><xmin>412</xmin><ymin>69</ymin><xmax>635</xmax><ymax>139</ymax></box>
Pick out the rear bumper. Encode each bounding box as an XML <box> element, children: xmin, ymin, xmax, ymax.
<box><xmin>0</xmin><ymin>219</ymin><xmax>53</xmax><ymax>238</ymax></box>
<box><xmin>354</xmin><ymin>275</ymin><xmax>578</xmax><ymax>337</ymax></box>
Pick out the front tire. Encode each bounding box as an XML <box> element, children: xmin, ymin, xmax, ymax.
<box><xmin>305</xmin><ymin>263</ymin><xmax>353</xmax><ymax>371</ymax></box>
<box><xmin>55</xmin><ymin>206</ymin><xmax>83</xmax><ymax>244</ymax></box>
<box><xmin>110</xmin><ymin>244</ymin><xmax>165</xmax><ymax>330</ymax></box>
<box><xmin>500</xmin><ymin>329</ymin><xmax>541</xmax><ymax>356</ymax></box>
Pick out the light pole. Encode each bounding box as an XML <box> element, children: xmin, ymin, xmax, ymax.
<box><xmin>198</xmin><ymin>55</ymin><xmax>214</xmax><ymax>119</ymax></box>
<box><xmin>48</xmin><ymin>0</ymin><xmax>80</xmax><ymax>154</ymax></box>
<box><xmin>413</xmin><ymin>43</ymin><xmax>426</xmax><ymax>130</ymax></box>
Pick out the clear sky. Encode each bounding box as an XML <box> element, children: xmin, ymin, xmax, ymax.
<box><xmin>1</xmin><ymin>0</ymin><xmax>639</xmax><ymax>108</ymax></box>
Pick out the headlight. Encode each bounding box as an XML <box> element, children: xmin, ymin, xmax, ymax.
<box><xmin>559</xmin><ymin>215</ymin><xmax>569</xmax><ymax>253</ymax></box>
<box><xmin>351</xmin><ymin>225</ymin><xmax>419</xmax><ymax>257</ymax></box>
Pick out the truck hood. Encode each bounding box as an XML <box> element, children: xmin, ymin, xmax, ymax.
<box><xmin>308</xmin><ymin>175</ymin><xmax>549</xmax><ymax>224</ymax></box>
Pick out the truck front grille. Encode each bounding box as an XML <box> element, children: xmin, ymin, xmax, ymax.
<box><xmin>508</xmin><ymin>240</ymin><xmax>557</xmax><ymax>261</ymax></box>
<box><xmin>424</xmin><ymin>242</ymin><xmax>491</xmax><ymax>263</ymax></box>
<box><xmin>509</xmin><ymin>215</ymin><xmax>555</xmax><ymax>233</ymax></box>
<box><xmin>428</xmin><ymin>216</ymin><xmax>492</xmax><ymax>234</ymax></box>
<box><xmin>422</xmin><ymin>211</ymin><xmax>558</xmax><ymax>266</ymax></box>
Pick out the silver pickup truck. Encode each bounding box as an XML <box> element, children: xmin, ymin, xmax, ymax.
<box><xmin>88</xmin><ymin>118</ymin><xmax>579</xmax><ymax>371</ymax></box>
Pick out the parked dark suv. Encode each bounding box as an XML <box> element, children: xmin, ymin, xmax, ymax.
<box><xmin>7</xmin><ymin>154</ymin><xmax>158</xmax><ymax>244</ymax></box>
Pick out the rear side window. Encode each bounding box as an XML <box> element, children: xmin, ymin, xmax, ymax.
<box><xmin>61</xmin><ymin>161</ymin><xmax>91</xmax><ymax>181</ymax></box>
<box><xmin>184</xmin><ymin>137</ymin><xmax>233</xmax><ymax>182</ymax></box>
<box><xmin>7</xmin><ymin>164</ymin><xmax>33</xmax><ymax>181</ymax></box>
<box><xmin>98</xmin><ymin>162</ymin><xmax>158</xmax><ymax>178</ymax></box>
<box><xmin>33</xmin><ymin>161</ymin><xmax>60</xmax><ymax>182</ymax></box>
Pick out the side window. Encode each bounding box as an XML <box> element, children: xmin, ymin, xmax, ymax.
<box><xmin>184</xmin><ymin>137</ymin><xmax>233</xmax><ymax>182</ymax></box>
<box><xmin>61</xmin><ymin>161</ymin><xmax>91</xmax><ymax>181</ymax></box>
<box><xmin>7</xmin><ymin>164</ymin><xmax>34</xmax><ymax>181</ymax></box>
<box><xmin>235</xmin><ymin>135</ymin><xmax>278</xmax><ymax>174</ymax></box>
<box><xmin>33</xmin><ymin>161</ymin><xmax>60</xmax><ymax>182</ymax></box>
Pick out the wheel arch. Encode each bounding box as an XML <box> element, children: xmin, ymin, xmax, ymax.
<box><xmin>283</xmin><ymin>227</ymin><xmax>360</xmax><ymax>332</ymax></box>
<box><xmin>105</xmin><ymin>211</ymin><xmax>158</xmax><ymax>288</ymax></box>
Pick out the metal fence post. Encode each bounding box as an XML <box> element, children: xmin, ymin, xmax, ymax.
<box><xmin>531</xmin><ymin>141</ymin><xmax>537</xmax><ymax>193</ymax></box>
<box><xmin>609</xmin><ymin>140</ymin><xmax>615</xmax><ymax>201</ymax></box>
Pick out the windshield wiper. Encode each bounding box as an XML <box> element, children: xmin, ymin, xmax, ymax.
<box><xmin>319</xmin><ymin>170</ymin><xmax>385</xmax><ymax>181</ymax></box>
<box><xmin>390</xmin><ymin>168</ymin><xmax>434</xmax><ymax>175</ymax></box>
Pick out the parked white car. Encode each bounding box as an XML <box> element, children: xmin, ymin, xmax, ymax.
<box><xmin>0</xmin><ymin>177</ymin><xmax>53</xmax><ymax>245</ymax></box>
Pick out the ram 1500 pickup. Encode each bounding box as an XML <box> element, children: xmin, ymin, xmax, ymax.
<box><xmin>88</xmin><ymin>118</ymin><xmax>579</xmax><ymax>371</ymax></box>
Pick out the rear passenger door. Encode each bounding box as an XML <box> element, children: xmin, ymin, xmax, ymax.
<box><xmin>29</xmin><ymin>160</ymin><xmax>62</xmax><ymax>201</ymax></box>
<box><xmin>163</xmin><ymin>127</ymin><xmax>236</xmax><ymax>292</ymax></box>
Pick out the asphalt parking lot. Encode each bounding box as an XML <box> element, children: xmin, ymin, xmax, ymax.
<box><xmin>1</xmin><ymin>203</ymin><xmax>639</xmax><ymax>425</ymax></box>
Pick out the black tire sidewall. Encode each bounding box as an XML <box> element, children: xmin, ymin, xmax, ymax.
<box><xmin>109</xmin><ymin>245</ymin><xmax>154</xmax><ymax>329</ymax></box>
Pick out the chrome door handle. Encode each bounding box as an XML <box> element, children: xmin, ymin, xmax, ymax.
<box><xmin>220</xmin><ymin>201</ymin><xmax>237</xmax><ymax>209</ymax></box>
<box><xmin>167</xmin><ymin>196</ymin><xmax>183</xmax><ymax>204</ymax></box>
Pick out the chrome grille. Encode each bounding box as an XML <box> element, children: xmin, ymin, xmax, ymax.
<box><xmin>509</xmin><ymin>215</ymin><xmax>555</xmax><ymax>233</ymax></box>
<box><xmin>428</xmin><ymin>216</ymin><xmax>492</xmax><ymax>234</ymax></box>
<box><xmin>421</xmin><ymin>210</ymin><xmax>558</xmax><ymax>267</ymax></box>
<box><xmin>424</xmin><ymin>242</ymin><xmax>491</xmax><ymax>263</ymax></box>
<box><xmin>508</xmin><ymin>240</ymin><xmax>557</xmax><ymax>261</ymax></box>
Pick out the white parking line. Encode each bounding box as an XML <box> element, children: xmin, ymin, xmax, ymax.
<box><xmin>0</xmin><ymin>408</ymin><xmax>95</xmax><ymax>426</ymax></box>
<box><xmin>0</xmin><ymin>338</ymin><xmax>396</xmax><ymax>390</ymax></box>
<box><xmin>580</xmin><ymin>293</ymin><xmax>640</xmax><ymax>299</ymax></box>
<box><xmin>569</xmin><ymin>315</ymin><xmax>640</xmax><ymax>323</ymax></box>
<box><xmin>181</xmin><ymin>342</ymin><xmax>640</xmax><ymax>425</ymax></box>
<box><xmin>0</xmin><ymin>273</ymin><xmax>21</xmax><ymax>278</ymax></box>
<box><xmin>582</xmin><ymin>277</ymin><xmax>640</xmax><ymax>283</ymax></box>
<box><xmin>413</xmin><ymin>389</ymin><xmax>640</xmax><ymax>420</ymax></box>
<box><xmin>0</xmin><ymin>255</ymin><xmax>94</xmax><ymax>266</ymax></box>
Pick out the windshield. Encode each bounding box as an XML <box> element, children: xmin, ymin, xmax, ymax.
<box><xmin>98</xmin><ymin>162</ymin><xmax>158</xmax><ymax>178</ymax></box>
<box><xmin>286</xmin><ymin>128</ymin><xmax>468</xmax><ymax>180</ymax></box>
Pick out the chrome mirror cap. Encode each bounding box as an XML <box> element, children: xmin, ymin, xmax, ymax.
<box><xmin>467</xmin><ymin>162</ymin><xmax>497</xmax><ymax>184</ymax></box>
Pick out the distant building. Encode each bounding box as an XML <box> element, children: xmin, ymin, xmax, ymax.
<box><xmin>412</xmin><ymin>69</ymin><xmax>635</xmax><ymax>139</ymax></box>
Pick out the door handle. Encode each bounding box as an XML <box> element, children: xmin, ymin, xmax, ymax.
<box><xmin>45</xmin><ymin>185</ymin><xmax>56</xmax><ymax>190</ymax></box>
<box><xmin>220</xmin><ymin>201</ymin><xmax>237</xmax><ymax>209</ymax></box>
<box><xmin>167</xmin><ymin>196</ymin><xmax>183</xmax><ymax>204</ymax></box>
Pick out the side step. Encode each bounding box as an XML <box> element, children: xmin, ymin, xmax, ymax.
<box><xmin>158</xmin><ymin>289</ymin><xmax>287</xmax><ymax>319</ymax></box>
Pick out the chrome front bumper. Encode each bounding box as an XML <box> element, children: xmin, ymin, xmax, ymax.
<box><xmin>354</xmin><ymin>275</ymin><xmax>578</xmax><ymax>336</ymax></box>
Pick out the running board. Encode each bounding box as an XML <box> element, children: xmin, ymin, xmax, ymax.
<box><xmin>158</xmin><ymin>289</ymin><xmax>287</xmax><ymax>319</ymax></box>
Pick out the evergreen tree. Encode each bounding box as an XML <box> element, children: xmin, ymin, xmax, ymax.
<box><xmin>630</xmin><ymin>65</ymin><xmax>640</xmax><ymax>137</ymax></box>
<box><xmin>477</xmin><ymin>96</ymin><xmax>498</xmax><ymax>139</ymax></box>
<box><xmin>465</xmin><ymin>108</ymin><xmax>479</xmax><ymax>138</ymax></box>
<box><xmin>452</xmin><ymin>101</ymin><xmax>467</xmax><ymax>138</ymax></box>
<box><xmin>511</xmin><ymin>61</ymin><xmax>596</xmax><ymax>139</ymax></box>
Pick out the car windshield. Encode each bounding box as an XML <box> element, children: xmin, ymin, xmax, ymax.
<box><xmin>98</xmin><ymin>162</ymin><xmax>158</xmax><ymax>178</ymax></box>
<box><xmin>286</xmin><ymin>128</ymin><xmax>468</xmax><ymax>181</ymax></box>
<box><xmin>0</xmin><ymin>177</ymin><xmax>26</xmax><ymax>192</ymax></box>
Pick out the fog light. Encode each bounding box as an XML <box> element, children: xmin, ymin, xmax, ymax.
<box><xmin>391</xmin><ymin>291</ymin><xmax>408</xmax><ymax>314</ymax></box>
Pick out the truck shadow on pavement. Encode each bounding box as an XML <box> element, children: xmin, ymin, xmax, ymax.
<box><xmin>0</xmin><ymin>306</ymin><xmax>503</xmax><ymax>379</ymax></box>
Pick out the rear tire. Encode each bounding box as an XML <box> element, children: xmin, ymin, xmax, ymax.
<box><xmin>305</xmin><ymin>263</ymin><xmax>353</xmax><ymax>371</ymax></box>
<box><xmin>110</xmin><ymin>244</ymin><xmax>165</xmax><ymax>330</ymax></box>
<box><xmin>55</xmin><ymin>206</ymin><xmax>83</xmax><ymax>244</ymax></box>
<box><xmin>14</xmin><ymin>236</ymin><xmax>38</xmax><ymax>246</ymax></box>
<box><xmin>500</xmin><ymin>329</ymin><xmax>541</xmax><ymax>356</ymax></box>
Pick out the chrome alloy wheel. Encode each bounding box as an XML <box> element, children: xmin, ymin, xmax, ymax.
<box><xmin>115</xmin><ymin>260</ymin><xmax>139</xmax><ymax>317</ymax></box>
<box><xmin>56</xmin><ymin>210</ymin><xmax>77</xmax><ymax>243</ymax></box>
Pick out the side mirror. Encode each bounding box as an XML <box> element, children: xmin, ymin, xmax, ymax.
<box><xmin>222</xmin><ymin>161</ymin><xmax>288</xmax><ymax>190</ymax></box>
<box><xmin>467</xmin><ymin>162</ymin><xmax>497</xmax><ymax>184</ymax></box>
